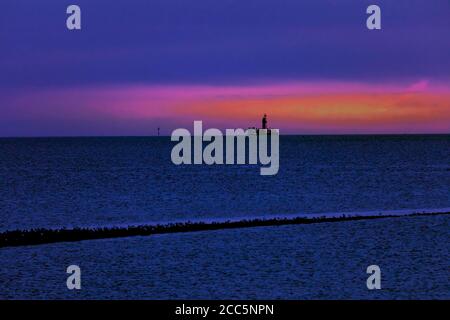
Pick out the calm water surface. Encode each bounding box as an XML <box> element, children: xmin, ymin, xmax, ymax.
<box><xmin>0</xmin><ymin>135</ymin><xmax>449</xmax><ymax>299</ymax></box>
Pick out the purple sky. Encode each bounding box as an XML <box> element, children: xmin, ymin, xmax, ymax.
<box><xmin>0</xmin><ymin>0</ymin><xmax>449</xmax><ymax>136</ymax></box>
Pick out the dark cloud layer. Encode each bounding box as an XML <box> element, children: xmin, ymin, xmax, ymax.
<box><xmin>1</xmin><ymin>0</ymin><xmax>449</xmax><ymax>88</ymax></box>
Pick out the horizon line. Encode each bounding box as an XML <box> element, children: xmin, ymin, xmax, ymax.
<box><xmin>0</xmin><ymin>132</ymin><xmax>449</xmax><ymax>139</ymax></box>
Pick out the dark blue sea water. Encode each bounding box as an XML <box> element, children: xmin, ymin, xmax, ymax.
<box><xmin>0</xmin><ymin>135</ymin><xmax>449</xmax><ymax>299</ymax></box>
<box><xmin>1</xmin><ymin>135</ymin><xmax>449</xmax><ymax>231</ymax></box>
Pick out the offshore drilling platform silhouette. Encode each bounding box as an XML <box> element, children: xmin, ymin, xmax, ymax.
<box><xmin>249</xmin><ymin>114</ymin><xmax>272</xmax><ymax>135</ymax></box>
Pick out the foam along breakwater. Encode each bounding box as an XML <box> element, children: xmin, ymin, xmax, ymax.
<box><xmin>1</xmin><ymin>208</ymin><xmax>449</xmax><ymax>248</ymax></box>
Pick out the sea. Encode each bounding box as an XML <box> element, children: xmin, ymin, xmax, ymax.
<box><xmin>0</xmin><ymin>135</ymin><xmax>449</xmax><ymax>299</ymax></box>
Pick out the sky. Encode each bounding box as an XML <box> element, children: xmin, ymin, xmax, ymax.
<box><xmin>0</xmin><ymin>0</ymin><xmax>449</xmax><ymax>136</ymax></box>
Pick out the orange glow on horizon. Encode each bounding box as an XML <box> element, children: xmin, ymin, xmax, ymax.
<box><xmin>4</xmin><ymin>81</ymin><xmax>449</xmax><ymax>135</ymax></box>
<box><xmin>175</xmin><ymin>92</ymin><xmax>450</xmax><ymax>133</ymax></box>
